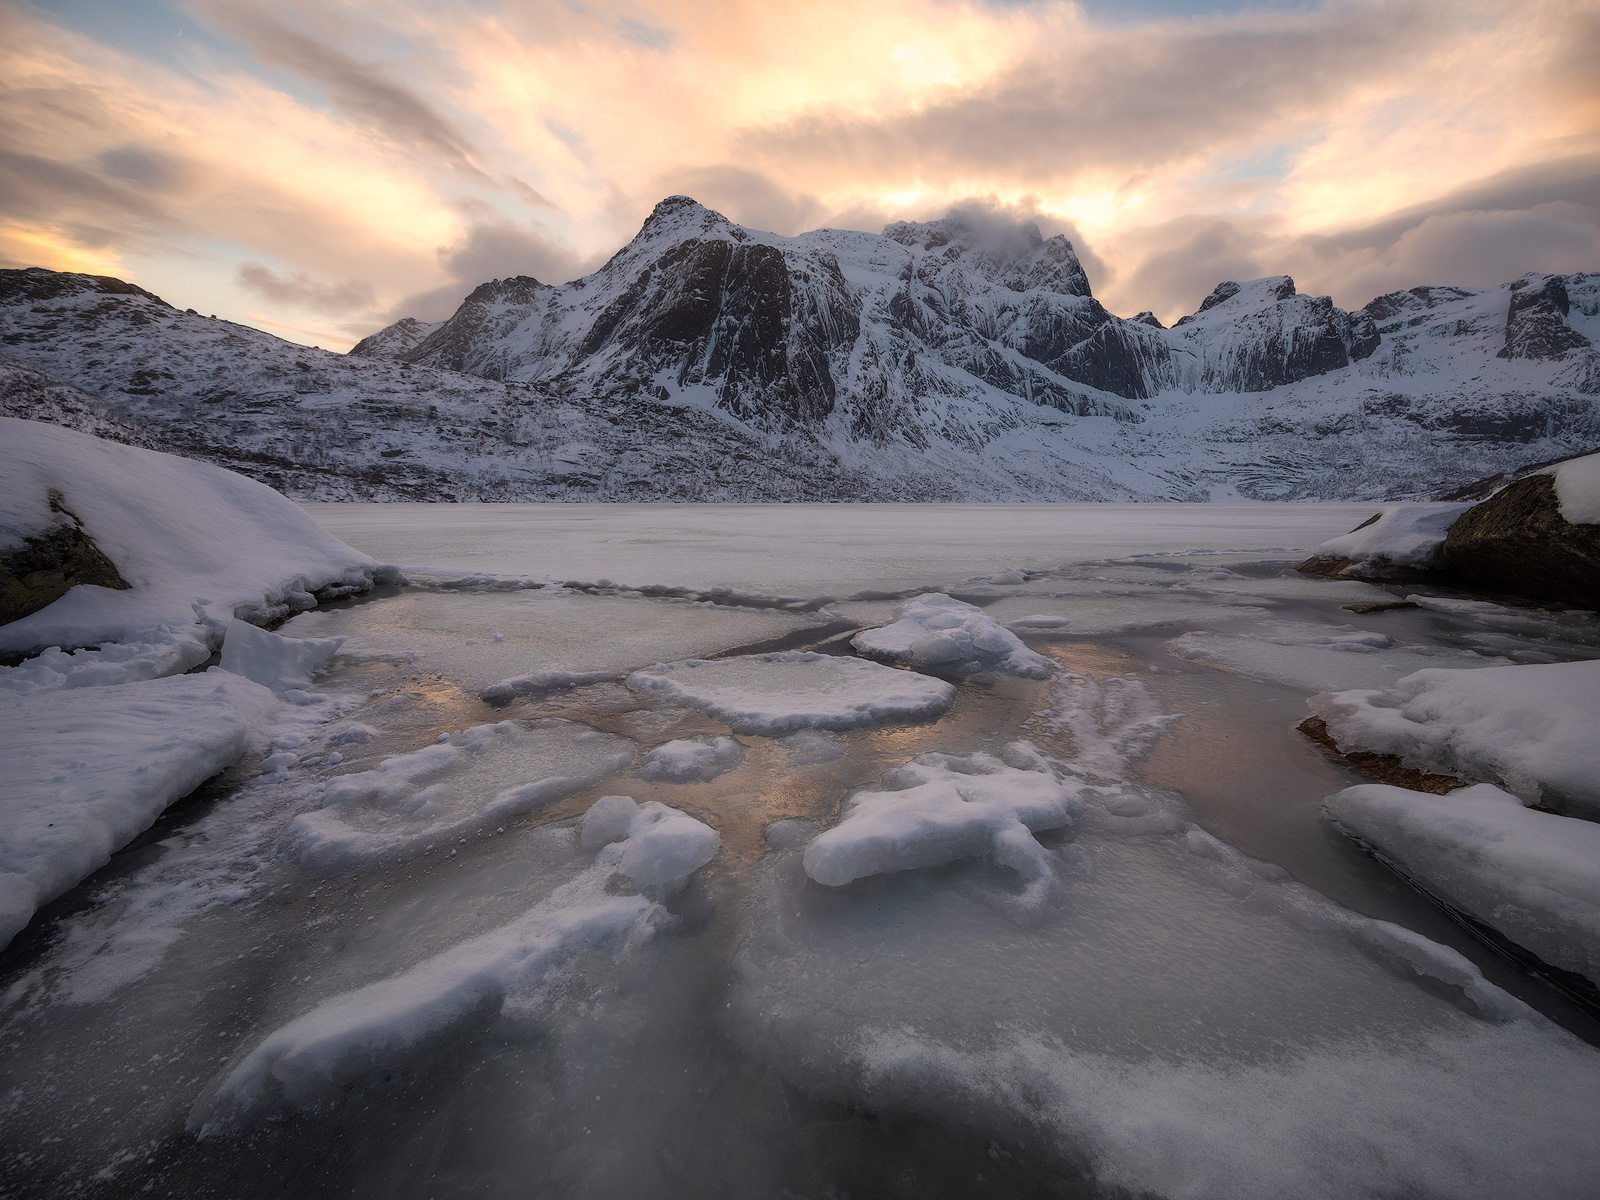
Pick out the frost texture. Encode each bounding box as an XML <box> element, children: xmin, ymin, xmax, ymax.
<box><xmin>852</xmin><ymin>593</ymin><xmax>1057</xmax><ymax>678</ymax></box>
<box><xmin>1326</xmin><ymin>781</ymin><xmax>1600</xmax><ymax>984</ymax></box>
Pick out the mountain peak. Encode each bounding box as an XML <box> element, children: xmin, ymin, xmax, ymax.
<box><xmin>636</xmin><ymin>195</ymin><xmax>745</xmax><ymax>244</ymax></box>
<box><xmin>881</xmin><ymin>211</ymin><xmax>1091</xmax><ymax>297</ymax></box>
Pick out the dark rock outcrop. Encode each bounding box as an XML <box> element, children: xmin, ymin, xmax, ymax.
<box><xmin>1</xmin><ymin>489</ymin><xmax>129</xmax><ymax>624</ymax></box>
<box><xmin>1443</xmin><ymin>473</ymin><xmax>1600</xmax><ymax>606</ymax></box>
<box><xmin>1498</xmin><ymin>276</ymin><xmax>1592</xmax><ymax>362</ymax></box>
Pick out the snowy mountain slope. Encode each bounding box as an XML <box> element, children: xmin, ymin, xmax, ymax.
<box><xmin>1</xmin><ymin>194</ymin><xmax>1597</xmax><ymax>502</ymax></box>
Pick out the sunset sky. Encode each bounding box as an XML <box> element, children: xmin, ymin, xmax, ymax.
<box><xmin>3</xmin><ymin>0</ymin><xmax>1597</xmax><ymax>350</ymax></box>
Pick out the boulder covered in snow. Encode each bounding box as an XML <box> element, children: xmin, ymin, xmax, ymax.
<box><xmin>0</xmin><ymin>418</ymin><xmax>397</xmax><ymax>665</ymax></box>
<box><xmin>1443</xmin><ymin>452</ymin><xmax>1600</xmax><ymax>607</ymax></box>
<box><xmin>1296</xmin><ymin>504</ymin><xmax>1468</xmax><ymax>581</ymax></box>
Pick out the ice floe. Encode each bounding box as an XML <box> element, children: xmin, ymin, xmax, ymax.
<box><xmin>851</xmin><ymin>593</ymin><xmax>1056</xmax><ymax>678</ymax></box>
<box><xmin>194</xmin><ymin>797</ymin><xmax>716</xmax><ymax>1129</ymax></box>
<box><xmin>1311</xmin><ymin>659</ymin><xmax>1600</xmax><ymax>815</ymax></box>
<box><xmin>0</xmin><ymin>671</ymin><xmax>280</xmax><ymax>947</ymax></box>
<box><xmin>640</xmin><ymin>736</ymin><xmax>744</xmax><ymax>782</ymax></box>
<box><xmin>802</xmin><ymin>742</ymin><xmax>1081</xmax><ymax>911</ymax></box>
<box><xmin>218</xmin><ymin>619</ymin><xmax>343</xmax><ymax>691</ymax></box>
<box><xmin>291</xmin><ymin>719</ymin><xmax>635</xmax><ymax>871</ymax></box>
<box><xmin>626</xmin><ymin>652</ymin><xmax>954</xmax><ymax>734</ymax></box>
<box><xmin>1326</xmin><ymin>782</ymin><xmax>1600</xmax><ymax>985</ymax></box>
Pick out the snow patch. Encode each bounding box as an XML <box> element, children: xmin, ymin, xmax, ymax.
<box><xmin>852</xmin><ymin>593</ymin><xmax>1056</xmax><ymax>679</ymax></box>
<box><xmin>1544</xmin><ymin>451</ymin><xmax>1600</xmax><ymax>525</ymax></box>
<box><xmin>0</xmin><ymin>671</ymin><xmax>280</xmax><ymax>947</ymax></box>
<box><xmin>640</xmin><ymin>736</ymin><xmax>744</xmax><ymax>783</ymax></box>
<box><xmin>1311</xmin><ymin>660</ymin><xmax>1600</xmax><ymax>816</ymax></box>
<box><xmin>1326</xmin><ymin>781</ymin><xmax>1600</xmax><ymax>985</ymax></box>
<box><xmin>1308</xmin><ymin>504</ymin><xmax>1468</xmax><ymax>573</ymax></box>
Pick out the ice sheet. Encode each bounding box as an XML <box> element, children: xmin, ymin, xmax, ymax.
<box><xmin>305</xmin><ymin>502</ymin><xmax>1383</xmax><ymax>599</ymax></box>
<box><xmin>283</xmin><ymin>587</ymin><xmax>812</xmax><ymax>695</ymax></box>
<box><xmin>1312</xmin><ymin>659</ymin><xmax>1600</xmax><ymax>815</ymax></box>
<box><xmin>0</xmin><ymin>671</ymin><xmax>280</xmax><ymax>947</ymax></box>
<box><xmin>291</xmin><ymin>718</ymin><xmax>636</xmax><ymax>871</ymax></box>
<box><xmin>1326</xmin><ymin>782</ymin><xmax>1600</xmax><ymax>984</ymax></box>
<box><xmin>1171</xmin><ymin>622</ymin><xmax>1504</xmax><ymax>693</ymax></box>
<box><xmin>627</xmin><ymin>652</ymin><xmax>955</xmax><ymax>734</ymax></box>
<box><xmin>196</xmin><ymin>797</ymin><xmax>717</xmax><ymax>1129</ymax></box>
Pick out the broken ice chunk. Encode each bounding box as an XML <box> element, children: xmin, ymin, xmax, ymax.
<box><xmin>852</xmin><ymin>593</ymin><xmax>1056</xmax><ymax>679</ymax></box>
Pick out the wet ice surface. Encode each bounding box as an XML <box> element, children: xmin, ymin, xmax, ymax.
<box><xmin>7</xmin><ymin>504</ymin><xmax>1600</xmax><ymax>1200</ymax></box>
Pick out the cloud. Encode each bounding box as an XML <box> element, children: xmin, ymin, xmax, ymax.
<box><xmin>382</xmin><ymin>218</ymin><xmax>602</xmax><ymax>324</ymax></box>
<box><xmin>236</xmin><ymin>261</ymin><xmax>376</xmax><ymax>315</ymax></box>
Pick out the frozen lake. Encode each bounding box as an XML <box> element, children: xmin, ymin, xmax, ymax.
<box><xmin>5</xmin><ymin>503</ymin><xmax>1600</xmax><ymax>1199</ymax></box>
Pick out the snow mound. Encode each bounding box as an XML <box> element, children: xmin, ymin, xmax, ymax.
<box><xmin>1545</xmin><ymin>451</ymin><xmax>1600</xmax><ymax>525</ymax></box>
<box><xmin>579</xmin><ymin>795</ymin><xmax>721</xmax><ymax>886</ymax></box>
<box><xmin>852</xmin><ymin>593</ymin><xmax>1057</xmax><ymax>678</ymax></box>
<box><xmin>640</xmin><ymin>736</ymin><xmax>744</xmax><ymax>782</ymax></box>
<box><xmin>193</xmin><ymin>796</ymin><xmax>716</xmax><ymax>1129</ymax></box>
<box><xmin>1308</xmin><ymin>504</ymin><xmax>1468</xmax><ymax>574</ymax></box>
<box><xmin>0</xmin><ymin>626</ymin><xmax>212</xmax><ymax>697</ymax></box>
<box><xmin>626</xmin><ymin>652</ymin><xmax>954</xmax><ymax>734</ymax></box>
<box><xmin>802</xmin><ymin>742</ymin><xmax>1082</xmax><ymax>911</ymax></box>
<box><xmin>219</xmin><ymin>619</ymin><xmax>343</xmax><ymax>691</ymax></box>
<box><xmin>0</xmin><ymin>418</ymin><xmax>393</xmax><ymax>659</ymax></box>
<box><xmin>1311</xmin><ymin>659</ymin><xmax>1600</xmax><ymax>817</ymax></box>
<box><xmin>1326</xmin><ymin>782</ymin><xmax>1600</xmax><ymax>985</ymax></box>
<box><xmin>479</xmin><ymin>669</ymin><xmax>619</xmax><ymax>702</ymax></box>
<box><xmin>0</xmin><ymin>671</ymin><xmax>280</xmax><ymax>948</ymax></box>
<box><xmin>291</xmin><ymin>719</ymin><xmax>635</xmax><ymax>872</ymax></box>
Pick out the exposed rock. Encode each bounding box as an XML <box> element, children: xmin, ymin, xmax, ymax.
<box><xmin>1498</xmin><ymin>275</ymin><xmax>1592</xmax><ymax>362</ymax></box>
<box><xmin>1297</xmin><ymin>717</ymin><xmax>1465</xmax><ymax>795</ymax></box>
<box><xmin>1</xmin><ymin>489</ymin><xmax>129</xmax><ymax>624</ymax></box>
<box><xmin>1443</xmin><ymin>474</ymin><xmax>1600</xmax><ymax>607</ymax></box>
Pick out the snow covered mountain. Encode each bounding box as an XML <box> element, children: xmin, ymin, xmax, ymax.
<box><xmin>4</xmin><ymin>197</ymin><xmax>1598</xmax><ymax>501</ymax></box>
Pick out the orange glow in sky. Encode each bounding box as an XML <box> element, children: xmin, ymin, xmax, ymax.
<box><xmin>3</xmin><ymin>0</ymin><xmax>1597</xmax><ymax>348</ymax></box>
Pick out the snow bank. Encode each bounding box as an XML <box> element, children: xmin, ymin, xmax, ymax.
<box><xmin>803</xmin><ymin>742</ymin><xmax>1082</xmax><ymax>911</ymax></box>
<box><xmin>1545</xmin><ymin>451</ymin><xmax>1600</xmax><ymax>525</ymax></box>
<box><xmin>626</xmin><ymin>652</ymin><xmax>954</xmax><ymax>734</ymax></box>
<box><xmin>1326</xmin><ymin>782</ymin><xmax>1600</xmax><ymax>984</ymax></box>
<box><xmin>194</xmin><ymin>796</ymin><xmax>717</xmax><ymax>1129</ymax></box>
<box><xmin>852</xmin><ymin>593</ymin><xmax>1056</xmax><ymax>678</ymax></box>
<box><xmin>1311</xmin><ymin>659</ymin><xmax>1600</xmax><ymax>816</ymax></box>
<box><xmin>0</xmin><ymin>418</ymin><xmax>392</xmax><ymax>657</ymax></box>
<box><xmin>579</xmin><ymin>795</ymin><xmax>721</xmax><ymax>887</ymax></box>
<box><xmin>0</xmin><ymin>671</ymin><xmax>280</xmax><ymax>947</ymax></box>
<box><xmin>292</xmin><ymin>719</ymin><xmax>635</xmax><ymax>872</ymax></box>
<box><xmin>1307</xmin><ymin>504</ymin><xmax>1468</xmax><ymax>574</ymax></box>
<box><xmin>640</xmin><ymin>736</ymin><xmax>744</xmax><ymax>782</ymax></box>
<box><xmin>0</xmin><ymin>627</ymin><xmax>212</xmax><ymax>697</ymax></box>
<box><xmin>218</xmin><ymin>619</ymin><xmax>343</xmax><ymax>691</ymax></box>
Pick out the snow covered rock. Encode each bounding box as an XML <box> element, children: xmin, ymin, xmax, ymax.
<box><xmin>1325</xmin><ymin>782</ymin><xmax>1600</xmax><ymax>986</ymax></box>
<box><xmin>1444</xmin><ymin>454</ymin><xmax>1600</xmax><ymax>606</ymax></box>
<box><xmin>346</xmin><ymin>316</ymin><xmax>442</xmax><ymax>360</ymax></box>
<box><xmin>802</xmin><ymin>742</ymin><xmax>1081</xmax><ymax>910</ymax></box>
<box><xmin>292</xmin><ymin>719</ymin><xmax>635</xmax><ymax>872</ymax></box>
<box><xmin>0</xmin><ymin>418</ymin><xmax>393</xmax><ymax>659</ymax></box>
<box><xmin>626</xmin><ymin>652</ymin><xmax>954</xmax><ymax>734</ymax></box>
<box><xmin>0</xmin><ymin>671</ymin><xmax>280</xmax><ymax>948</ymax></box>
<box><xmin>851</xmin><ymin>593</ymin><xmax>1057</xmax><ymax>679</ymax></box>
<box><xmin>194</xmin><ymin>796</ymin><xmax>717</xmax><ymax>1128</ymax></box>
<box><xmin>640</xmin><ymin>736</ymin><xmax>744</xmax><ymax>782</ymax></box>
<box><xmin>1310</xmin><ymin>660</ymin><xmax>1600</xmax><ymax>817</ymax></box>
<box><xmin>1297</xmin><ymin>504</ymin><xmax>1468</xmax><ymax>580</ymax></box>
<box><xmin>218</xmin><ymin>619</ymin><xmax>343</xmax><ymax>691</ymax></box>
